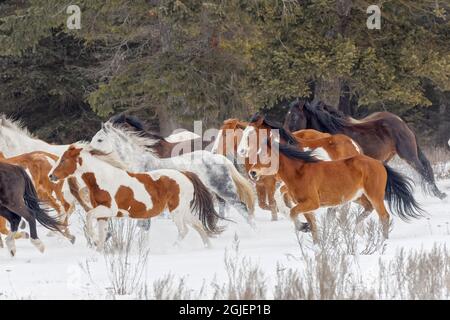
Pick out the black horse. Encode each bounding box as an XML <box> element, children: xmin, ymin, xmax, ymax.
<box><xmin>284</xmin><ymin>100</ymin><xmax>446</xmax><ymax>200</ymax></box>
<box><xmin>0</xmin><ymin>162</ymin><xmax>63</xmax><ymax>256</ymax></box>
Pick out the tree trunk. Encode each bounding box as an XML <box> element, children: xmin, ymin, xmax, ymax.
<box><xmin>156</xmin><ymin>104</ymin><xmax>180</xmax><ymax>136</ymax></box>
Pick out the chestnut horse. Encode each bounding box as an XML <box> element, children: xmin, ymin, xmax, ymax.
<box><xmin>49</xmin><ymin>144</ymin><xmax>226</xmax><ymax>250</ymax></box>
<box><xmin>0</xmin><ymin>151</ymin><xmax>76</xmax><ymax>243</ymax></box>
<box><xmin>284</xmin><ymin>100</ymin><xmax>446</xmax><ymax>200</ymax></box>
<box><xmin>0</xmin><ymin>162</ymin><xmax>64</xmax><ymax>256</ymax></box>
<box><xmin>214</xmin><ymin>117</ymin><xmax>361</xmax><ymax>220</ymax></box>
<box><xmin>246</xmin><ymin>136</ymin><xmax>424</xmax><ymax>242</ymax></box>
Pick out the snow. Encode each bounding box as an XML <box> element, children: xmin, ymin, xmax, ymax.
<box><xmin>1</xmin><ymin>177</ymin><xmax>449</xmax><ymax>300</ymax></box>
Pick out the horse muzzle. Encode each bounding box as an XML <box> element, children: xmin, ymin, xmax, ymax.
<box><xmin>49</xmin><ymin>174</ymin><xmax>58</xmax><ymax>182</ymax></box>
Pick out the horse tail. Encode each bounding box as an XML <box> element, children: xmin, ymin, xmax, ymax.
<box><xmin>20</xmin><ymin>168</ymin><xmax>63</xmax><ymax>232</ymax></box>
<box><xmin>416</xmin><ymin>143</ymin><xmax>442</xmax><ymax>196</ymax></box>
<box><xmin>225</xmin><ymin>160</ymin><xmax>255</xmax><ymax>217</ymax></box>
<box><xmin>182</xmin><ymin>171</ymin><xmax>226</xmax><ymax>235</ymax></box>
<box><xmin>384</xmin><ymin>164</ymin><xmax>425</xmax><ymax>221</ymax></box>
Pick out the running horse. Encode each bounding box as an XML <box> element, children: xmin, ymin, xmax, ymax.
<box><xmin>0</xmin><ymin>151</ymin><xmax>77</xmax><ymax>243</ymax></box>
<box><xmin>0</xmin><ymin>162</ymin><xmax>64</xmax><ymax>256</ymax></box>
<box><xmin>49</xmin><ymin>144</ymin><xmax>226</xmax><ymax>250</ymax></box>
<box><xmin>214</xmin><ymin>116</ymin><xmax>361</xmax><ymax>220</ymax></box>
<box><xmin>284</xmin><ymin>100</ymin><xmax>446</xmax><ymax>199</ymax></box>
<box><xmin>242</xmin><ymin>128</ymin><xmax>425</xmax><ymax>242</ymax></box>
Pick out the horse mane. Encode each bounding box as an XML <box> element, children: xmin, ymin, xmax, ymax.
<box><xmin>223</xmin><ymin>118</ymin><xmax>247</xmax><ymax>130</ymax></box>
<box><xmin>104</xmin><ymin>122</ymin><xmax>159</xmax><ymax>156</ymax></box>
<box><xmin>249</xmin><ymin>113</ymin><xmax>298</xmax><ymax>145</ymax></box>
<box><xmin>303</xmin><ymin>101</ymin><xmax>349</xmax><ymax>133</ymax></box>
<box><xmin>0</xmin><ymin>114</ymin><xmax>34</xmax><ymax>137</ymax></box>
<box><xmin>275</xmin><ymin>141</ymin><xmax>320</xmax><ymax>163</ymax></box>
<box><xmin>109</xmin><ymin>113</ymin><xmax>165</xmax><ymax>142</ymax></box>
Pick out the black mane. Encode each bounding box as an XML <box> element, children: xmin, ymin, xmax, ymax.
<box><xmin>109</xmin><ymin>113</ymin><xmax>165</xmax><ymax>141</ymax></box>
<box><xmin>249</xmin><ymin>113</ymin><xmax>298</xmax><ymax>145</ymax></box>
<box><xmin>303</xmin><ymin>102</ymin><xmax>349</xmax><ymax>134</ymax></box>
<box><xmin>275</xmin><ymin>141</ymin><xmax>320</xmax><ymax>163</ymax></box>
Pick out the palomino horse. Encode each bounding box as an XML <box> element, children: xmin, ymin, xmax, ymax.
<box><xmin>0</xmin><ymin>151</ymin><xmax>76</xmax><ymax>243</ymax></box>
<box><xmin>109</xmin><ymin>114</ymin><xmax>209</xmax><ymax>158</ymax></box>
<box><xmin>244</xmin><ymin>135</ymin><xmax>424</xmax><ymax>242</ymax></box>
<box><xmin>49</xmin><ymin>144</ymin><xmax>226</xmax><ymax>250</ymax></box>
<box><xmin>90</xmin><ymin>122</ymin><xmax>255</xmax><ymax>222</ymax></box>
<box><xmin>215</xmin><ymin>116</ymin><xmax>361</xmax><ymax>220</ymax></box>
<box><xmin>0</xmin><ymin>162</ymin><xmax>64</xmax><ymax>256</ymax></box>
<box><xmin>284</xmin><ymin>100</ymin><xmax>446</xmax><ymax>200</ymax></box>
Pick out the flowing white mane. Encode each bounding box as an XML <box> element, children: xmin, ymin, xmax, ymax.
<box><xmin>0</xmin><ymin>114</ymin><xmax>34</xmax><ymax>137</ymax></box>
<box><xmin>104</xmin><ymin>122</ymin><xmax>158</xmax><ymax>155</ymax></box>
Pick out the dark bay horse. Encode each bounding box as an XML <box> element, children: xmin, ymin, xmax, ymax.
<box><xmin>284</xmin><ymin>100</ymin><xmax>446</xmax><ymax>200</ymax></box>
<box><xmin>0</xmin><ymin>162</ymin><xmax>64</xmax><ymax>256</ymax></box>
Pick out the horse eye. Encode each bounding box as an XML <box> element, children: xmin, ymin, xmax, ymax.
<box><xmin>97</xmin><ymin>139</ymin><xmax>103</xmax><ymax>143</ymax></box>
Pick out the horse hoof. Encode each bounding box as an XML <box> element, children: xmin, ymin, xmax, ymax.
<box><xmin>19</xmin><ymin>221</ymin><xmax>26</xmax><ymax>230</ymax></box>
<box><xmin>271</xmin><ymin>215</ymin><xmax>278</xmax><ymax>221</ymax></box>
<box><xmin>69</xmin><ymin>236</ymin><xmax>76</xmax><ymax>245</ymax></box>
<box><xmin>439</xmin><ymin>192</ymin><xmax>447</xmax><ymax>200</ymax></box>
<box><xmin>21</xmin><ymin>232</ymin><xmax>30</xmax><ymax>239</ymax></box>
<box><xmin>31</xmin><ymin>239</ymin><xmax>45</xmax><ymax>253</ymax></box>
<box><xmin>10</xmin><ymin>249</ymin><xmax>15</xmax><ymax>257</ymax></box>
<box><xmin>297</xmin><ymin>223</ymin><xmax>311</xmax><ymax>233</ymax></box>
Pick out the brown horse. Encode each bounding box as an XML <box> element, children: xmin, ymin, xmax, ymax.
<box><xmin>214</xmin><ymin>117</ymin><xmax>361</xmax><ymax>220</ymax></box>
<box><xmin>246</xmin><ymin>135</ymin><xmax>424</xmax><ymax>242</ymax></box>
<box><xmin>0</xmin><ymin>151</ymin><xmax>76</xmax><ymax>243</ymax></box>
<box><xmin>284</xmin><ymin>100</ymin><xmax>446</xmax><ymax>199</ymax></box>
<box><xmin>0</xmin><ymin>162</ymin><xmax>64</xmax><ymax>256</ymax></box>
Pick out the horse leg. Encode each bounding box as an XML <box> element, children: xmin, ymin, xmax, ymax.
<box><xmin>172</xmin><ymin>209</ymin><xmax>189</xmax><ymax>247</ymax></box>
<box><xmin>396</xmin><ymin>141</ymin><xmax>446</xmax><ymax>199</ymax></box>
<box><xmin>255</xmin><ymin>181</ymin><xmax>269</xmax><ymax>210</ymax></box>
<box><xmin>265</xmin><ymin>177</ymin><xmax>279</xmax><ymax>221</ymax></box>
<box><xmin>3</xmin><ymin>211</ymin><xmax>21</xmax><ymax>257</ymax></box>
<box><xmin>191</xmin><ymin>218</ymin><xmax>212</xmax><ymax>248</ymax></box>
<box><xmin>87</xmin><ymin>206</ymin><xmax>116</xmax><ymax>251</ymax></box>
<box><xmin>354</xmin><ymin>196</ymin><xmax>374</xmax><ymax>235</ymax></box>
<box><xmin>289</xmin><ymin>198</ymin><xmax>319</xmax><ymax>242</ymax></box>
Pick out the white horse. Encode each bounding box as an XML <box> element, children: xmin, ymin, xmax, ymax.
<box><xmin>49</xmin><ymin>144</ymin><xmax>225</xmax><ymax>250</ymax></box>
<box><xmin>90</xmin><ymin>122</ymin><xmax>255</xmax><ymax>221</ymax></box>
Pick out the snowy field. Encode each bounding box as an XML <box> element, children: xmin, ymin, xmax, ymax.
<box><xmin>1</xmin><ymin>175</ymin><xmax>449</xmax><ymax>300</ymax></box>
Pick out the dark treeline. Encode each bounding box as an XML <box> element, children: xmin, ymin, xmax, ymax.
<box><xmin>0</xmin><ymin>1</ymin><xmax>449</xmax><ymax>145</ymax></box>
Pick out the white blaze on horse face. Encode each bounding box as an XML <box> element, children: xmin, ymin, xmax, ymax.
<box><xmin>237</xmin><ymin>126</ymin><xmax>255</xmax><ymax>157</ymax></box>
<box><xmin>90</xmin><ymin>130</ymin><xmax>114</xmax><ymax>154</ymax></box>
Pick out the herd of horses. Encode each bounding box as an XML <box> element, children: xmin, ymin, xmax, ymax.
<box><xmin>0</xmin><ymin>99</ymin><xmax>446</xmax><ymax>256</ymax></box>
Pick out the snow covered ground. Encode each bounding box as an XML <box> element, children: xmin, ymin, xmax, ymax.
<box><xmin>1</xmin><ymin>176</ymin><xmax>449</xmax><ymax>300</ymax></box>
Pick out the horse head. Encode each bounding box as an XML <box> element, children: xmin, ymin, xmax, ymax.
<box><xmin>284</xmin><ymin>99</ymin><xmax>307</xmax><ymax>131</ymax></box>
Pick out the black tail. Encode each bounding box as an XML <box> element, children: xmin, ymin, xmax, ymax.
<box><xmin>416</xmin><ymin>144</ymin><xmax>446</xmax><ymax>199</ymax></box>
<box><xmin>384</xmin><ymin>164</ymin><xmax>425</xmax><ymax>221</ymax></box>
<box><xmin>182</xmin><ymin>171</ymin><xmax>227</xmax><ymax>235</ymax></box>
<box><xmin>20</xmin><ymin>169</ymin><xmax>63</xmax><ymax>232</ymax></box>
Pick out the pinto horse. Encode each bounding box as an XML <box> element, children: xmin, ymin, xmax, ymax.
<box><xmin>284</xmin><ymin>100</ymin><xmax>446</xmax><ymax>200</ymax></box>
<box><xmin>0</xmin><ymin>162</ymin><xmax>64</xmax><ymax>256</ymax></box>
<box><xmin>49</xmin><ymin>144</ymin><xmax>226</xmax><ymax>250</ymax></box>
<box><xmin>246</xmin><ymin>137</ymin><xmax>424</xmax><ymax>242</ymax></box>
<box><xmin>0</xmin><ymin>151</ymin><xmax>77</xmax><ymax>243</ymax></box>
<box><xmin>215</xmin><ymin>116</ymin><xmax>361</xmax><ymax>220</ymax></box>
